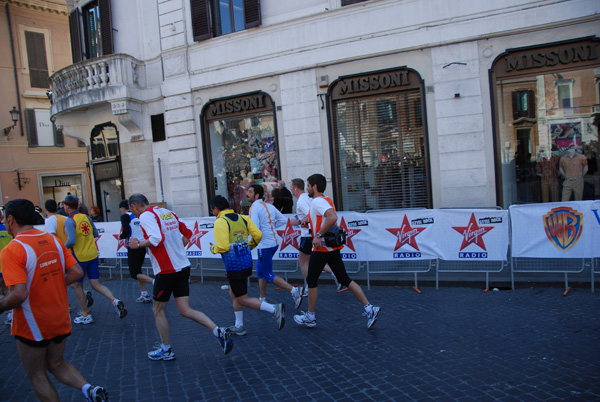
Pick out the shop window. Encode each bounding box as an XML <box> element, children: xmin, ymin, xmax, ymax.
<box><xmin>492</xmin><ymin>38</ymin><xmax>600</xmax><ymax>207</ymax></box>
<box><xmin>69</xmin><ymin>0</ymin><xmax>113</xmax><ymax>62</ymax></box>
<box><xmin>190</xmin><ymin>0</ymin><xmax>260</xmax><ymax>42</ymax></box>
<box><xmin>24</xmin><ymin>31</ymin><xmax>49</xmax><ymax>89</ymax></box>
<box><xmin>202</xmin><ymin>92</ymin><xmax>279</xmax><ymax>213</ymax></box>
<box><xmin>25</xmin><ymin>109</ymin><xmax>64</xmax><ymax>147</ymax></box>
<box><xmin>330</xmin><ymin>69</ymin><xmax>430</xmax><ymax>212</ymax></box>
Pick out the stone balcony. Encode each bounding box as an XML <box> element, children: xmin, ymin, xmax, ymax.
<box><xmin>49</xmin><ymin>54</ymin><xmax>162</xmax><ymax>140</ymax></box>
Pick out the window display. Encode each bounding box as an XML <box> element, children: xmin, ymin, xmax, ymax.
<box><xmin>492</xmin><ymin>38</ymin><xmax>599</xmax><ymax>206</ymax></box>
<box><xmin>203</xmin><ymin>92</ymin><xmax>280</xmax><ymax>213</ymax></box>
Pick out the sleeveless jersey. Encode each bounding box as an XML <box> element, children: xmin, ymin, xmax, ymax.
<box><xmin>69</xmin><ymin>212</ymin><xmax>98</xmax><ymax>262</ymax></box>
<box><xmin>53</xmin><ymin>214</ymin><xmax>68</xmax><ymax>245</ymax></box>
<box><xmin>0</xmin><ymin>229</ymin><xmax>76</xmax><ymax>341</ymax></box>
<box><xmin>308</xmin><ymin>196</ymin><xmax>344</xmax><ymax>252</ymax></box>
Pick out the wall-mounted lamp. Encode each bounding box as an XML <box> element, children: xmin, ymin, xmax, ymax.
<box><xmin>3</xmin><ymin>106</ymin><xmax>20</xmax><ymax>136</ymax></box>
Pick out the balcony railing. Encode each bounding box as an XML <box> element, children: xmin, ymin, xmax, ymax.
<box><xmin>49</xmin><ymin>54</ymin><xmax>143</xmax><ymax>116</ymax></box>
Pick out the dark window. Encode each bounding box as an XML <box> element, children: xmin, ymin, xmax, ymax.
<box><xmin>91</xmin><ymin>126</ymin><xmax>119</xmax><ymax>160</ymax></box>
<box><xmin>25</xmin><ymin>31</ymin><xmax>49</xmax><ymax>88</ymax></box>
<box><xmin>69</xmin><ymin>0</ymin><xmax>113</xmax><ymax>62</ymax></box>
<box><xmin>511</xmin><ymin>90</ymin><xmax>535</xmax><ymax>120</ymax></box>
<box><xmin>190</xmin><ymin>0</ymin><xmax>260</xmax><ymax>42</ymax></box>
<box><xmin>151</xmin><ymin>114</ymin><xmax>166</xmax><ymax>142</ymax></box>
<box><xmin>342</xmin><ymin>0</ymin><xmax>369</xmax><ymax>5</ymax></box>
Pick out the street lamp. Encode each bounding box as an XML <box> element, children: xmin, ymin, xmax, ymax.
<box><xmin>3</xmin><ymin>106</ymin><xmax>20</xmax><ymax>136</ymax></box>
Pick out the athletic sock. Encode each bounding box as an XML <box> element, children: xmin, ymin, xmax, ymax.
<box><xmin>306</xmin><ymin>311</ymin><xmax>316</xmax><ymax>320</ymax></box>
<box><xmin>364</xmin><ymin>303</ymin><xmax>373</xmax><ymax>314</ymax></box>
<box><xmin>141</xmin><ymin>291</ymin><xmax>148</xmax><ymax>297</ymax></box>
<box><xmin>259</xmin><ymin>297</ymin><xmax>266</xmax><ymax>301</ymax></box>
<box><xmin>81</xmin><ymin>384</ymin><xmax>91</xmax><ymax>398</ymax></box>
<box><xmin>212</xmin><ymin>327</ymin><xmax>220</xmax><ymax>337</ymax></box>
<box><xmin>161</xmin><ymin>343</ymin><xmax>170</xmax><ymax>351</ymax></box>
<box><xmin>234</xmin><ymin>311</ymin><xmax>244</xmax><ymax>327</ymax></box>
<box><xmin>260</xmin><ymin>301</ymin><xmax>275</xmax><ymax>314</ymax></box>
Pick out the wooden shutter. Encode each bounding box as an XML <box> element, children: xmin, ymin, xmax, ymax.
<box><xmin>191</xmin><ymin>0</ymin><xmax>212</xmax><ymax>42</ymax></box>
<box><xmin>99</xmin><ymin>0</ymin><xmax>114</xmax><ymax>55</ymax></box>
<box><xmin>25</xmin><ymin>31</ymin><xmax>49</xmax><ymax>88</ymax></box>
<box><xmin>244</xmin><ymin>0</ymin><xmax>261</xmax><ymax>29</ymax></box>
<box><xmin>53</xmin><ymin>123</ymin><xmax>64</xmax><ymax>147</ymax></box>
<box><xmin>25</xmin><ymin>109</ymin><xmax>38</xmax><ymax>147</ymax></box>
<box><xmin>526</xmin><ymin>90</ymin><xmax>535</xmax><ymax>119</ymax></box>
<box><xmin>69</xmin><ymin>9</ymin><xmax>83</xmax><ymax>63</ymax></box>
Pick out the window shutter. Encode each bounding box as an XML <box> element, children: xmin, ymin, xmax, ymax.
<box><xmin>99</xmin><ymin>0</ymin><xmax>114</xmax><ymax>55</ymax></box>
<box><xmin>69</xmin><ymin>9</ymin><xmax>83</xmax><ymax>63</ymax></box>
<box><xmin>25</xmin><ymin>109</ymin><xmax>38</xmax><ymax>147</ymax></box>
<box><xmin>526</xmin><ymin>90</ymin><xmax>535</xmax><ymax>119</ymax></box>
<box><xmin>342</xmin><ymin>0</ymin><xmax>369</xmax><ymax>5</ymax></box>
<box><xmin>244</xmin><ymin>0</ymin><xmax>261</xmax><ymax>29</ymax></box>
<box><xmin>53</xmin><ymin>123</ymin><xmax>64</xmax><ymax>147</ymax></box>
<box><xmin>191</xmin><ymin>0</ymin><xmax>212</xmax><ymax>42</ymax></box>
<box><xmin>25</xmin><ymin>32</ymin><xmax>49</xmax><ymax>88</ymax></box>
<box><xmin>511</xmin><ymin>91</ymin><xmax>519</xmax><ymax>120</ymax></box>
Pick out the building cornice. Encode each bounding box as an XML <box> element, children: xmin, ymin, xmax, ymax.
<box><xmin>3</xmin><ymin>0</ymin><xmax>68</xmax><ymax>16</ymax></box>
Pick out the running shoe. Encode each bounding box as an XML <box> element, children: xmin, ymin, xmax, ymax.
<box><xmin>365</xmin><ymin>305</ymin><xmax>381</xmax><ymax>329</ymax></box>
<box><xmin>136</xmin><ymin>294</ymin><xmax>153</xmax><ymax>303</ymax></box>
<box><xmin>301</xmin><ymin>285</ymin><xmax>308</xmax><ymax>297</ymax></box>
<box><xmin>148</xmin><ymin>345</ymin><xmax>175</xmax><ymax>361</ymax></box>
<box><xmin>273</xmin><ymin>303</ymin><xmax>285</xmax><ymax>330</ymax></box>
<box><xmin>85</xmin><ymin>290</ymin><xmax>94</xmax><ymax>308</ymax></box>
<box><xmin>337</xmin><ymin>284</ymin><xmax>349</xmax><ymax>293</ymax></box>
<box><xmin>293</xmin><ymin>311</ymin><xmax>317</xmax><ymax>327</ymax></box>
<box><xmin>113</xmin><ymin>299</ymin><xmax>128</xmax><ymax>319</ymax></box>
<box><xmin>216</xmin><ymin>327</ymin><xmax>234</xmax><ymax>355</ymax></box>
<box><xmin>228</xmin><ymin>325</ymin><xmax>247</xmax><ymax>336</ymax></box>
<box><xmin>74</xmin><ymin>313</ymin><xmax>93</xmax><ymax>325</ymax></box>
<box><xmin>86</xmin><ymin>385</ymin><xmax>109</xmax><ymax>402</ymax></box>
<box><xmin>291</xmin><ymin>287</ymin><xmax>302</xmax><ymax>309</ymax></box>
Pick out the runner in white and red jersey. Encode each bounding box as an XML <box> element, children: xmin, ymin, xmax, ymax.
<box><xmin>293</xmin><ymin>174</ymin><xmax>381</xmax><ymax>329</ymax></box>
<box><xmin>127</xmin><ymin>194</ymin><xmax>233</xmax><ymax>360</ymax></box>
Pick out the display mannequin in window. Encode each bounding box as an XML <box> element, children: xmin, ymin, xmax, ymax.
<box><xmin>536</xmin><ymin>145</ymin><xmax>560</xmax><ymax>203</ymax></box>
<box><xmin>559</xmin><ymin>145</ymin><xmax>588</xmax><ymax>201</ymax></box>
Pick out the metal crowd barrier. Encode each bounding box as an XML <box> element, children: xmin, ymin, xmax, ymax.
<box><xmin>593</xmin><ymin>258</ymin><xmax>600</xmax><ymax>293</ymax></box>
<box><xmin>435</xmin><ymin>206</ymin><xmax>506</xmax><ymax>289</ymax></box>
<box><xmin>366</xmin><ymin>260</ymin><xmax>434</xmax><ymax>291</ymax></box>
<box><xmin>511</xmin><ymin>257</ymin><xmax>587</xmax><ymax>293</ymax></box>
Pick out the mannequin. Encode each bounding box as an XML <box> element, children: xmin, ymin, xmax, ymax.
<box><xmin>536</xmin><ymin>146</ymin><xmax>559</xmax><ymax>203</ymax></box>
<box><xmin>559</xmin><ymin>146</ymin><xmax>588</xmax><ymax>201</ymax></box>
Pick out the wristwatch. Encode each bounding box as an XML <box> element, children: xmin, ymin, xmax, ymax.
<box><xmin>316</xmin><ymin>232</ymin><xmax>323</xmax><ymax>238</ymax></box>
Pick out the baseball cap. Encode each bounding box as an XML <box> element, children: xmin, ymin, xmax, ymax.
<box><xmin>119</xmin><ymin>200</ymin><xmax>129</xmax><ymax>209</ymax></box>
<box><xmin>63</xmin><ymin>194</ymin><xmax>79</xmax><ymax>208</ymax></box>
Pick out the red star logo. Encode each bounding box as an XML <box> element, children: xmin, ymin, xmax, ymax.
<box><xmin>386</xmin><ymin>215</ymin><xmax>426</xmax><ymax>251</ymax></box>
<box><xmin>452</xmin><ymin>213</ymin><xmax>494</xmax><ymax>251</ymax></box>
<box><xmin>113</xmin><ymin>234</ymin><xmax>127</xmax><ymax>251</ymax></box>
<box><xmin>186</xmin><ymin>221</ymin><xmax>208</xmax><ymax>250</ymax></box>
<box><xmin>339</xmin><ymin>217</ymin><xmax>360</xmax><ymax>252</ymax></box>
<box><xmin>277</xmin><ymin>219</ymin><xmax>301</xmax><ymax>251</ymax></box>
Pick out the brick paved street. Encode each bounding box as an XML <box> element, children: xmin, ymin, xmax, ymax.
<box><xmin>0</xmin><ymin>277</ymin><xmax>599</xmax><ymax>401</ymax></box>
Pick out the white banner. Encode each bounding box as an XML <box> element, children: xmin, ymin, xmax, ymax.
<box><xmin>435</xmin><ymin>209</ymin><xmax>510</xmax><ymax>261</ymax></box>
<box><xmin>510</xmin><ymin>201</ymin><xmax>600</xmax><ymax>258</ymax></box>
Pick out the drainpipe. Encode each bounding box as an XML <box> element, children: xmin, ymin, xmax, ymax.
<box><xmin>6</xmin><ymin>3</ymin><xmax>24</xmax><ymax>136</ymax></box>
<box><xmin>158</xmin><ymin>157</ymin><xmax>164</xmax><ymax>202</ymax></box>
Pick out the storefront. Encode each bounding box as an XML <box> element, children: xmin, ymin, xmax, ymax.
<box><xmin>328</xmin><ymin>67</ymin><xmax>431</xmax><ymax>212</ymax></box>
<box><xmin>491</xmin><ymin>36</ymin><xmax>600</xmax><ymax>207</ymax></box>
<box><xmin>39</xmin><ymin>172</ymin><xmax>86</xmax><ymax>205</ymax></box>
<box><xmin>201</xmin><ymin>91</ymin><xmax>280</xmax><ymax>213</ymax></box>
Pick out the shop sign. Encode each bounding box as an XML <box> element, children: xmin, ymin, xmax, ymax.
<box><xmin>206</xmin><ymin>93</ymin><xmax>269</xmax><ymax>119</ymax></box>
<box><xmin>494</xmin><ymin>37</ymin><xmax>599</xmax><ymax>78</ymax></box>
<box><xmin>331</xmin><ymin>68</ymin><xmax>420</xmax><ymax>100</ymax></box>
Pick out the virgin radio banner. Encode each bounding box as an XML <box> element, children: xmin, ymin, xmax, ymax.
<box><xmin>510</xmin><ymin>201</ymin><xmax>600</xmax><ymax>258</ymax></box>
<box><xmin>434</xmin><ymin>209</ymin><xmax>510</xmax><ymax>261</ymax></box>
<box><xmin>359</xmin><ymin>210</ymin><xmax>438</xmax><ymax>261</ymax></box>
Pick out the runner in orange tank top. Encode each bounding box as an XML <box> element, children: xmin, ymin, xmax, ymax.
<box><xmin>0</xmin><ymin>199</ymin><xmax>109</xmax><ymax>401</ymax></box>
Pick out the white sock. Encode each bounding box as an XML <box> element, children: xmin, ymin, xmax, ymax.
<box><xmin>161</xmin><ymin>343</ymin><xmax>170</xmax><ymax>351</ymax></box>
<box><xmin>259</xmin><ymin>297</ymin><xmax>266</xmax><ymax>301</ymax></box>
<box><xmin>260</xmin><ymin>301</ymin><xmax>275</xmax><ymax>314</ymax></box>
<box><xmin>306</xmin><ymin>311</ymin><xmax>316</xmax><ymax>320</ymax></box>
<box><xmin>141</xmin><ymin>291</ymin><xmax>148</xmax><ymax>296</ymax></box>
<box><xmin>234</xmin><ymin>311</ymin><xmax>244</xmax><ymax>327</ymax></box>
<box><xmin>364</xmin><ymin>303</ymin><xmax>373</xmax><ymax>314</ymax></box>
<box><xmin>81</xmin><ymin>384</ymin><xmax>91</xmax><ymax>398</ymax></box>
<box><xmin>212</xmin><ymin>327</ymin><xmax>220</xmax><ymax>337</ymax></box>
<box><xmin>112</xmin><ymin>299</ymin><xmax>119</xmax><ymax>306</ymax></box>
<box><xmin>291</xmin><ymin>287</ymin><xmax>298</xmax><ymax>295</ymax></box>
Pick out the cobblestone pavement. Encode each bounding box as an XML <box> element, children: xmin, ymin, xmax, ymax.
<box><xmin>0</xmin><ymin>278</ymin><xmax>599</xmax><ymax>401</ymax></box>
